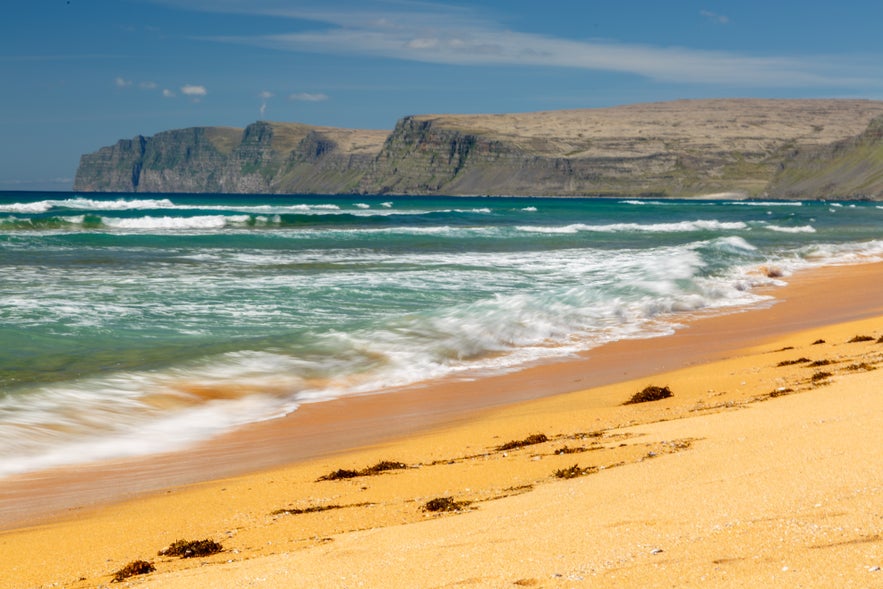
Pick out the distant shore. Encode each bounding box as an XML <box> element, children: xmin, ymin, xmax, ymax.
<box><xmin>2</xmin><ymin>261</ymin><xmax>883</xmax><ymax>587</ymax></box>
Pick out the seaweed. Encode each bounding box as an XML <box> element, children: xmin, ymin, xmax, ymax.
<box><xmin>777</xmin><ymin>357</ymin><xmax>810</xmax><ymax>366</ymax></box>
<box><xmin>769</xmin><ymin>388</ymin><xmax>794</xmax><ymax>398</ymax></box>
<box><xmin>158</xmin><ymin>539</ymin><xmax>223</xmax><ymax>559</ymax></box>
<box><xmin>422</xmin><ymin>497</ymin><xmax>471</xmax><ymax>512</ymax></box>
<box><xmin>271</xmin><ymin>502</ymin><xmax>373</xmax><ymax>516</ymax></box>
<box><xmin>848</xmin><ymin>335</ymin><xmax>875</xmax><ymax>343</ymax></box>
<box><xmin>496</xmin><ymin>433</ymin><xmax>548</xmax><ymax>452</ymax></box>
<box><xmin>809</xmin><ymin>359</ymin><xmax>834</xmax><ymax>367</ymax></box>
<box><xmin>318</xmin><ymin>468</ymin><xmax>361</xmax><ymax>481</ymax></box>
<box><xmin>812</xmin><ymin>339</ymin><xmax>826</xmax><ymax>345</ymax></box>
<box><xmin>554</xmin><ymin>445</ymin><xmax>588</xmax><ymax>455</ymax></box>
<box><xmin>624</xmin><ymin>385</ymin><xmax>673</xmax><ymax>405</ymax></box>
<box><xmin>318</xmin><ymin>460</ymin><xmax>408</xmax><ymax>481</ymax></box>
<box><xmin>554</xmin><ymin>464</ymin><xmax>595</xmax><ymax>479</ymax></box>
<box><xmin>111</xmin><ymin>560</ymin><xmax>155</xmax><ymax>583</ymax></box>
<box><xmin>271</xmin><ymin>504</ymin><xmax>343</xmax><ymax>516</ymax></box>
<box><xmin>811</xmin><ymin>371</ymin><xmax>833</xmax><ymax>382</ymax></box>
<box><xmin>846</xmin><ymin>362</ymin><xmax>875</xmax><ymax>371</ymax></box>
<box><xmin>362</xmin><ymin>460</ymin><xmax>408</xmax><ymax>474</ymax></box>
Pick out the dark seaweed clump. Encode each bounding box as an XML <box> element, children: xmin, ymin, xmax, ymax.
<box><xmin>159</xmin><ymin>539</ymin><xmax>223</xmax><ymax>558</ymax></box>
<box><xmin>848</xmin><ymin>335</ymin><xmax>874</xmax><ymax>343</ymax></box>
<box><xmin>555</xmin><ymin>445</ymin><xmax>588</xmax><ymax>455</ymax></box>
<box><xmin>111</xmin><ymin>560</ymin><xmax>155</xmax><ymax>583</ymax></box>
<box><xmin>422</xmin><ymin>497</ymin><xmax>471</xmax><ymax>512</ymax></box>
<box><xmin>318</xmin><ymin>468</ymin><xmax>361</xmax><ymax>481</ymax></box>
<box><xmin>624</xmin><ymin>385</ymin><xmax>673</xmax><ymax>405</ymax></box>
<box><xmin>362</xmin><ymin>460</ymin><xmax>408</xmax><ymax>474</ymax></box>
<box><xmin>318</xmin><ymin>460</ymin><xmax>408</xmax><ymax>481</ymax></box>
<box><xmin>778</xmin><ymin>357</ymin><xmax>810</xmax><ymax>366</ymax></box>
<box><xmin>811</xmin><ymin>371</ymin><xmax>833</xmax><ymax>382</ymax></box>
<box><xmin>812</xmin><ymin>339</ymin><xmax>826</xmax><ymax>345</ymax></box>
<box><xmin>554</xmin><ymin>464</ymin><xmax>597</xmax><ymax>479</ymax></box>
<box><xmin>496</xmin><ymin>433</ymin><xmax>548</xmax><ymax>452</ymax></box>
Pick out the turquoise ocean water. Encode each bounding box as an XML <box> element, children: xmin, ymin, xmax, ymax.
<box><xmin>2</xmin><ymin>192</ymin><xmax>883</xmax><ymax>477</ymax></box>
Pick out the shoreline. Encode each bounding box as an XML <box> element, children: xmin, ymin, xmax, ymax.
<box><xmin>1</xmin><ymin>263</ymin><xmax>882</xmax><ymax>587</ymax></box>
<box><xmin>2</xmin><ymin>261</ymin><xmax>883</xmax><ymax>531</ymax></box>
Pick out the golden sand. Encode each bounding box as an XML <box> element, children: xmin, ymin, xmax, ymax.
<box><xmin>2</xmin><ymin>266</ymin><xmax>883</xmax><ymax>588</ymax></box>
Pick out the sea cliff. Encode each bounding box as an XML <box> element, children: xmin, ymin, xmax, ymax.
<box><xmin>74</xmin><ymin>99</ymin><xmax>883</xmax><ymax>198</ymax></box>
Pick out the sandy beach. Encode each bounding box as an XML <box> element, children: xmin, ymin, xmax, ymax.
<box><xmin>2</xmin><ymin>263</ymin><xmax>883</xmax><ymax>588</ymax></box>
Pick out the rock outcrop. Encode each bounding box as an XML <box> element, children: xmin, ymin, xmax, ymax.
<box><xmin>74</xmin><ymin>99</ymin><xmax>883</xmax><ymax>198</ymax></box>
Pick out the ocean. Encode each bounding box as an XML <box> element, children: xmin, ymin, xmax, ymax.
<box><xmin>2</xmin><ymin>192</ymin><xmax>883</xmax><ymax>478</ymax></box>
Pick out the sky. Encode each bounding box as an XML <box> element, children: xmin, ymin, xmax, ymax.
<box><xmin>3</xmin><ymin>1</ymin><xmax>883</xmax><ymax>191</ymax></box>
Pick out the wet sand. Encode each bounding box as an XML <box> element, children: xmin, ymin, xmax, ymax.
<box><xmin>1</xmin><ymin>262</ymin><xmax>883</xmax><ymax>587</ymax></box>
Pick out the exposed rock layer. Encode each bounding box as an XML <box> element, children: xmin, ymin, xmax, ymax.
<box><xmin>74</xmin><ymin>99</ymin><xmax>883</xmax><ymax>198</ymax></box>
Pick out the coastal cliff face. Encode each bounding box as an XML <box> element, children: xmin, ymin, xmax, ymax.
<box><xmin>767</xmin><ymin>115</ymin><xmax>883</xmax><ymax>199</ymax></box>
<box><xmin>74</xmin><ymin>99</ymin><xmax>883</xmax><ymax>198</ymax></box>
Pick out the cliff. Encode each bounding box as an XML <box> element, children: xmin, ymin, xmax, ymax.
<box><xmin>75</xmin><ymin>99</ymin><xmax>883</xmax><ymax>198</ymax></box>
<box><xmin>74</xmin><ymin>122</ymin><xmax>389</xmax><ymax>194</ymax></box>
<box><xmin>767</xmin><ymin>115</ymin><xmax>883</xmax><ymax>199</ymax></box>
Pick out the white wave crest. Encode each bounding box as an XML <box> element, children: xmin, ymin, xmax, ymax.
<box><xmin>764</xmin><ymin>224</ymin><xmax>816</xmax><ymax>234</ymax></box>
<box><xmin>517</xmin><ymin>220</ymin><xmax>747</xmax><ymax>234</ymax></box>
<box><xmin>0</xmin><ymin>197</ymin><xmax>178</xmax><ymax>213</ymax></box>
<box><xmin>728</xmin><ymin>201</ymin><xmax>804</xmax><ymax>207</ymax></box>
<box><xmin>102</xmin><ymin>215</ymin><xmax>241</xmax><ymax>230</ymax></box>
<box><xmin>618</xmin><ymin>200</ymin><xmax>668</xmax><ymax>206</ymax></box>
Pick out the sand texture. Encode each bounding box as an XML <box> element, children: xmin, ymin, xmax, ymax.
<box><xmin>3</xmin><ymin>298</ymin><xmax>883</xmax><ymax>586</ymax></box>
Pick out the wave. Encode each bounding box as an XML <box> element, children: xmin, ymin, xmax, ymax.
<box><xmin>726</xmin><ymin>201</ymin><xmax>804</xmax><ymax>207</ymax></box>
<box><xmin>763</xmin><ymin>224</ymin><xmax>816</xmax><ymax>234</ymax></box>
<box><xmin>618</xmin><ymin>200</ymin><xmax>668</xmax><ymax>206</ymax></box>
<box><xmin>0</xmin><ymin>197</ymin><xmax>178</xmax><ymax>213</ymax></box>
<box><xmin>516</xmin><ymin>220</ymin><xmax>748</xmax><ymax>234</ymax></box>
<box><xmin>102</xmin><ymin>214</ymin><xmax>253</xmax><ymax>230</ymax></box>
<box><xmin>7</xmin><ymin>235</ymin><xmax>883</xmax><ymax>476</ymax></box>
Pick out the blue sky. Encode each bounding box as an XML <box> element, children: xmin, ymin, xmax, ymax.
<box><xmin>3</xmin><ymin>0</ymin><xmax>883</xmax><ymax>190</ymax></box>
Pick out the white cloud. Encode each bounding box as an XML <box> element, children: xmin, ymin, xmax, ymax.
<box><xmin>163</xmin><ymin>88</ymin><xmax>176</xmax><ymax>98</ymax></box>
<box><xmin>259</xmin><ymin>90</ymin><xmax>274</xmax><ymax>99</ymax></box>
<box><xmin>115</xmin><ymin>76</ymin><xmax>133</xmax><ymax>88</ymax></box>
<box><xmin>152</xmin><ymin>0</ymin><xmax>881</xmax><ymax>89</ymax></box>
<box><xmin>700</xmin><ymin>10</ymin><xmax>730</xmax><ymax>25</ymax></box>
<box><xmin>289</xmin><ymin>92</ymin><xmax>329</xmax><ymax>102</ymax></box>
<box><xmin>181</xmin><ymin>84</ymin><xmax>207</xmax><ymax>96</ymax></box>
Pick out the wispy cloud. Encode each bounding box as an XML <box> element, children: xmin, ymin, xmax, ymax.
<box><xmin>163</xmin><ymin>88</ymin><xmax>176</xmax><ymax>98</ymax></box>
<box><xmin>115</xmin><ymin>76</ymin><xmax>133</xmax><ymax>88</ymax></box>
<box><xmin>181</xmin><ymin>84</ymin><xmax>207</xmax><ymax>96</ymax></box>
<box><xmin>289</xmin><ymin>92</ymin><xmax>329</xmax><ymax>102</ymax></box>
<box><xmin>181</xmin><ymin>84</ymin><xmax>207</xmax><ymax>101</ymax></box>
<box><xmin>152</xmin><ymin>0</ymin><xmax>879</xmax><ymax>88</ymax></box>
<box><xmin>700</xmin><ymin>10</ymin><xmax>730</xmax><ymax>25</ymax></box>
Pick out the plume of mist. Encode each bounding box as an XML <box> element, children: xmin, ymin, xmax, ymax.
<box><xmin>259</xmin><ymin>90</ymin><xmax>274</xmax><ymax>119</ymax></box>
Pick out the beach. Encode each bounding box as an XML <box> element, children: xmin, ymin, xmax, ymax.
<box><xmin>2</xmin><ymin>261</ymin><xmax>882</xmax><ymax>588</ymax></box>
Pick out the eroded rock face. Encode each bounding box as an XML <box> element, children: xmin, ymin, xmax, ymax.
<box><xmin>74</xmin><ymin>99</ymin><xmax>883</xmax><ymax>198</ymax></box>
